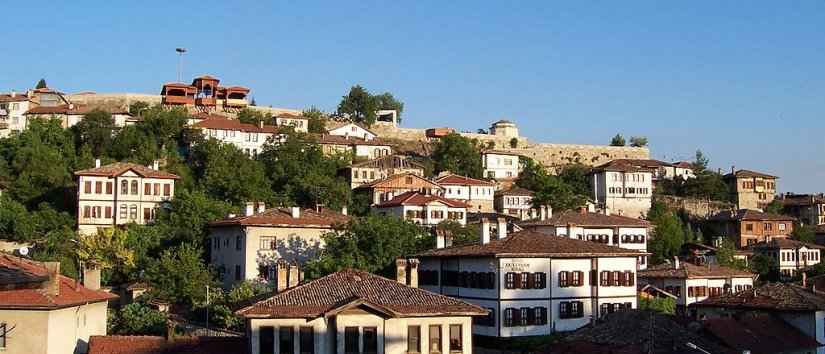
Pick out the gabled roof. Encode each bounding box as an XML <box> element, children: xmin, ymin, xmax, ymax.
<box><xmin>359</xmin><ymin>173</ymin><xmax>443</xmax><ymax>190</ymax></box>
<box><xmin>0</xmin><ymin>255</ymin><xmax>117</xmax><ymax>310</ymax></box>
<box><xmin>433</xmin><ymin>174</ymin><xmax>495</xmax><ymax>186</ymax></box>
<box><xmin>693</xmin><ymin>282</ymin><xmax>825</xmax><ymax>312</ymax></box>
<box><xmin>708</xmin><ymin>209</ymin><xmax>795</xmax><ymax>222</ymax></box>
<box><xmin>374</xmin><ymin>191</ymin><xmax>468</xmax><ymax>209</ymax></box>
<box><xmin>520</xmin><ymin>210</ymin><xmax>650</xmax><ymax>228</ymax></box>
<box><xmin>670</xmin><ymin>161</ymin><xmax>693</xmax><ymax>168</ymax></box>
<box><xmin>192</xmin><ymin>117</ymin><xmax>280</xmax><ymax>134</ymax></box>
<box><xmin>326</xmin><ymin>121</ymin><xmax>378</xmax><ymax>137</ymax></box>
<box><xmin>0</xmin><ymin>94</ymin><xmax>30</xmax><ymax>103</ymax></box>
<box><xmin>415</xmin><ymin>230</ymin><xmax>648</xmax><ymax>258</ymax></box>
<box><xmin>209</xmin><ymin>207</ymin><xmax>349</xmax><ymax>228</ymax></box>
<box><xmin>482</xmin><ymin>150</ymin><xmax>522</xmax><ymax>157</ymax></box>
<box><xmin>748</xmin><ymin>238</ymin><xmax>825</xmax><ymax>251</ymax></box>
<box><xmin>703</xmin><ymin>313</ymin><xmax>821</xmax><ymax>354</ymax></box>
<box><xmin>495</xmin><ymin>186</ymin><xmax>534</xmax><ymax>197</ymax></box>
<box><xmin>723</xmin><ymin>169</ymin><xmax>777</xmax><ymax>179</ymax></box>
<box><xmin>236</xmin><ymin>269</ymin><xmax>486</xmax><ymax>319</ymax></box>
<box><xmin>781</xmin><ymin>194</ymin><xmax>825</xmax><ymax>206</ymax></box>
<box><xmin>88</xmin><ymin>335</ymin><xmax>247</xmax><ymax>354</ymax></box>
<box><xmin>316</xmin><ymin>134</ymin><xmax>391</xmax><ymax>147</ymax></box>
<box><xmin>638</xmin><ymin>262</ymin><xmax>754</xmax><ymax>280</ymax></box>
<box><xmin>74</xmin><ymin>162</ymin><xmax>180</xmax><ymax>179</ymax></box>
<box><xmin>350</xmin><ymin>155</ymin><xmax>425</xmax><ymax>170</ymax></box>
<box><xmin>589</xmin><ymin>159</ymin><xmax>661</xmax><ymax>174</ymax></box>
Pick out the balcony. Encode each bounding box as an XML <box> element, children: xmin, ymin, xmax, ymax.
<box><xmin>162</xmin><ymin>95</ymin><xmax>194</xmax><ymax>105</ymax></box>
<box><xmin>196</xmin><ymin>97</ymin><xmax>217</xmax><ymax>106</ymax></box>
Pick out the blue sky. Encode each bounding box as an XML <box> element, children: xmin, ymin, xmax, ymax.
<box><xmin>3</xmin><ymin>1</ymin><xmax>823</xmax><ymax>192</ymax></box>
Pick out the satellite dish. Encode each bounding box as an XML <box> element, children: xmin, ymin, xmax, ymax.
<box><xmin>17</xmin><ymin>247</ymin><xmax>28</xmax><ymax>256</ymax></box>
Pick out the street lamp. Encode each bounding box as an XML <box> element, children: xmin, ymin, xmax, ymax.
<box><xmin>175</xmin><ymin>48</ymin><xmax>187</xmax><ymax>82</ymax></box>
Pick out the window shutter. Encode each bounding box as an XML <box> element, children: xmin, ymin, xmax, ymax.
<box><xmin>526</xmin><ymin>307</ymin><xmax>536</xmax><ymax>325</ymax></box>
<box><xmin>540</xmin><ymin>307</ymin><xmax>548</xmax><ymax>324</ymax></box>
<box><xmin>688</xmin><ymin>287</ymin><xmax>694</xmax><ymax>297</ymax></box>
<box><xmin>527</xmin><ymin>273</ymin><xmax>536</xmax><ymax>289</ymax></box>
<box><xmin>626</xmin><ymin>271</ymin><xmax>635</xmax><ymax>286</ymax></box>
<box><xmin>606</xmin><ymin>271</ymin><xmax>613</xmax><ymax>286</ymax></box>
<box><xmin>540</xmin><ymin>272</ymin><xmax>547</xmax><ymax>289</ymax></box>
<box><xmin>488</xmin><ymin>272</ymin><xmax>496</xmax><ymax>289</ymax></box>
<box><xmin>512</xmin><ymin>308</ymin><xmax>522</xmax><ymax>325</ymax></box>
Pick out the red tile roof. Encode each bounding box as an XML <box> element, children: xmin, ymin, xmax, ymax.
<box><xmin>75</xmin><ymin>162</ymin><xmax>180</xmax><ymax>179</ymax></box>
<box><xmin>693</xmin><ymin>282</ymin><xmax>825</xmax><ymax>311</ymax></box>
<box><xmin>495</xmin><ymin>186</ymin><xmax>534</xmax><ymax>197</ymax></box>
<box><xmin>671</xmin><ymin>161</ymin><xmax>693</xmax><ymax>168</ymax></box>
<box><xmin>192</xmin><ymin>117</ymin><xmax>280</xmax><ymax>134</ymax></box>
<box><xmin>703</xmin><ymin>313</ymin><xmax>821</xmax><ymax>354</ymax></box>
<box><xmin>638</xmin><ymin>262</ymin><xmax>754</xmax><ymax>280</ymax></box>
<box><xmin>0</xmin><ymin>94</ymin><xmax>30</xmax><ymax>103</ymax></box>
<box><xmin>358</xmin><ymin>173</ymin><xmax>444</xmax><ymax>190</ymax></box>
<box><xmin>88</xmin><ymin>335</ymin><xmax>247</xmax><ymax>354</ymax></box>
<box><xmin>374</xmin><ymin>191</ymin><xmax>469</xmax><ymax>208</ymax></box>
<box><xmin>209</xmin><ymin>207</ymin><xmax>349</xmax><ymax>228</ymax></box>
<box><xmin>415</xmin><ymin>229</ymin><xmax>648</xmax><ymax>258</ymax></box>
<box><xmin>589</xmin><ymin>159</ymin><xmax>663</xmax><ymax>173</ymax></box>
<box><xmin>520</xmin><ymin>210</ymin><xmax>650</xmax><ymax>228</ymax></box>
<box><xmin>0</xmin><ymin>255</ymin><xmax>117</xmax><ymax>310</ymax></box>
<box><xmin>723</xmin><ymin>169</ymin><xmax>778</xmax><ymax>179</ymax></box>
<box><xmin>350</xmin><ymin>154</ymin><xmax>426</xmax><ymax>170</ymax></box>
<box><xmin>433</xmin><ymin>174</ymin><xmax>495</xmax><ymax>186</ymax></box>
<box><xmin>236</xmin><ymin>269</ymin><xmax>486</xmax><ymax>318</ymax></box>
<box><xmin>708</xmin><ymin>209</ymin><xmax>795</xmax><ymax>222</ymax></box>
<box><xmin>326</xmin><ymin>121</ymin><xmax>378</xmax><ymax>137</ymax></box>
<box><xmin>748</xmin><ymin>238</ymin><xmax>825</xmax><ymax>250</ymax></box>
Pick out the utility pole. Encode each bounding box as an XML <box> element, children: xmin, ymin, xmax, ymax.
<box><xmin>175</xmin><ymin>48</ymin><xmax>187</xmax><ymax>82</ymax></box>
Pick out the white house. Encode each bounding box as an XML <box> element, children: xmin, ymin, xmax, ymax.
<box><xmin>74</xmin><ymin>160</ymin><xmax>179</xmax><ymax>236</ymax></box>
<box><xmin>520</xmin><ymin>209</ymin><xmax>652</xmax><ymax>269</ymax></box>
<box><xmin>373</xmin><ymin>191</ymin><xmax>468</xmax><ymax>226</ymax></box>
<box><xmin>661</xmin><ymin>161</ymin><xmax>696</xmax><ymax>180</ymax></box>
<box><xmin>273</xmin><ymin>113</ymin><xmax>309</xmax><ymax>133</ymax></box>
<box><xmin>434</xmin><ymin>173</ymin><xmax>497</xmax><ymax>213</ymax></box>
<box><xmin>589</xmin><ymin>159</ymin><xmax>654</xmax><ymax>219</ymax></box>
<box><xmin>749</xmin><ymin>238</ymin><xmax>823</xmax><ymax>279</ymax></box>
<box><xmin>235</xmin><ymin>268</ymin><xmax>485</xmax><ymax>354</ymax></box>
<box><xmin>494</xmin><ymin>186</ymin><xmax>542</xmax><ymax>221</ymax></box>
<box><xmin>0</xmin><ymin>92</ymin><xmax>32</xmax><ymax>137</ymax></box>
<box><xmin>413</xmin><ymin>226</ymin><xmax>647</xmax><ymax>338</ymax></box>
<box><xmin>638</xmin><ymin>259</ymin><xmax>755</xmax><ymax>314</ymax></box>
<box><xmin>326</xmin><ymin>121</ymin><xmax>378</xmax><ymax>141</ymax></box>
<box><xmin>355</xmin><ymin>173</ymin><xmax>445</xmax><ymax>206</ymax></box>
<box><xmin>345</xmin><ymin>155</ymin><xmax>426</xmax><ymax>188</ymax></box>
<box><xmin>208</xmin><ymin>205</ymin><xmax>349</xmax><ymax>288</ymax></box>
<box><xmin>317</xmin><ymin>135</ymin><xmax>393</xmax><ymax>159</ymax></box>
<box><xmin>191</xmin><ymin>114</ymin><xmax>283</xmax><ymax>156</ymax></box>
<box><xmin>481</xmin><ymin>150</ymin><xmax>521</xmax><ymax>180</ymax></box>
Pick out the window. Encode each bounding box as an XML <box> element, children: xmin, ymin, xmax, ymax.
<box><xmin>363</xmin><ymin>327</ymin><xmax>377</xmax><ymax>354</ymax></box>
<box><xmin>130</xmin><ymin>180</ymin><xmax>138</xmax><ymax>195</ymax></box>
<box><xmin>429</xmin><ymin>325</ymin><xmax>441</xmax><ymax>353</ymax></box>
<box><xmin>144</xmin><ymin>208</ymin><xmax>151</xmax><ymax>221</ymax></box>
<box><xmin>84</xmin><ymin>181</ymin><xmax>92</xmax><ymax>193</ymax></box>
<box><xmin>520</xmin><ymin>307</ymin><xmax>529</xmax><ymax>326</ymax></box>
<box><xmin>119</xmin><ymin>204</ymin><xmax>127</xmax><ymax>219</ymax></box>
<box><xmin>163</xmin><ymin>184</ymin><xmax>171</xmax><ymax>196</ymax></box>
<box><xmin>600</xmin><ymin>271</ymin><xmax>609</xmax><ymax>286</ymax></box>
<box><xmin>235</xmin><ymin>265</ymin><xmax>242</xmax><ymax>281</ymax></box>
<box><xmin>504</xmin><ymin>308</ymin><xmax>514</xmax><ymax>327</ymax></box>
<box><xmin>144</xmin><ymin>183</ymin><xmax>151</xmax><ymax>195</ymax></box>
<box><xmin>746</xmin><ymin>223</ymin><xmax>754</xmax><ymax>232</ymax></box>
<box><xmin>560</xmin><ymin>301</ymin><xmax>584</xmax><ymax>319</ymax></box>
<box><xmin>129</xmin><ymin>205</ymin><xmax>138</xmax><ymax>219</ymax></box>
<box><xmin>154</xmin><ymin>183</ymin><xmax>161</xmax><ymax>195</ymax></box>
<box><xmin>106</xmin><ymin>181</ymin><xmax>113</xmax><ymax>194</ymax></box>
<box><xmin>764</xmin><ymin>223</ymin><xmax>772</xmax><ymax>231</ymax></box>
<box><xmin>83</xmin><ymin>206</ymin><xmax>91</xmax><ymax>218</ymax></box>
<box><xmin>505</xmin><ymin>272</ymin><xmax>516</xmax><ymax>289</ymax></box>
<box><xmin>559</xmin><ymin>271</ymin><xmax>569</xmax><ymax>287</ymax></box>
<box><xmin>534</xmin><ymin>272</ymin><xmax>546</xmax><ymax>289</ymax></box>
<box><xmin>779</xmin><ymin>223</ymin><xmax>786</xmax><ymax>231</ymax></box>
<box><xmin>519</xmin><ymin>272</ymin><xmax>529</xmax><ymax>289</ymax></box>
<box><xmin>623</xmin><ymin>271</ymin><xmax>634</xmax><ymax>286</ymax></box>
<box><xmin>407</xmin><ymin>326</ymin><xmax>421</xmax><ymax>353</ymax></box>
<box><xmin>612</xmin><ymin>271</ymin><xmax>621</xmax><ymax>286</ymax></box>
<box><xmin>572</xmin><ymin>271</ymin><xmax>583</xmax><ymax>287</ymax></box>
<box><xmin>95</xmin><ymin>181</ymin><xmax>102</xmax><ymax>194</ymax></box>
<box><xmin>279</xmin><ymin>327</ymin><xmax>294</xmax><ymax>354</ymax></box>
<box><xmin>559</xmin><ymin>302</ymin><xmax>570</xmax><ymax>319</ymax></box>
<box><xmin>105</xmin><ymin>206</ymin><xmax>112</xmax><ymax>219</ymax></box>
<box><xmin>534</xmin><ymin>307</ymin><xmax>547</xmax><ymax>325</ymax></box>
<box><xmin>449</xmin><ymin>324</ymin><xmax>462</xmax><ymax>352</ymax></box>
<box><xmin>260</xmin><ymin>237</ymin><xmax>276</xmax><ymax>250</ymax></box>
<box><xmin>600</xmin><ymin>303</ymin><xmax>609</xmax><ymax>316</ymax></box>
<box><xmin>260</xmin><ymin>326</ymin><xmax>275</xmax><ymax>354</ymax></box>
<box><xmin>344</xmin><ymin>327</ymin><xmax>359</xmax><ymax>354</ymax></box>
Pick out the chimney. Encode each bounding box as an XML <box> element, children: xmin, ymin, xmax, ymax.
<box><xmin>245</xmin><ymin>202</ymin><xmax>255</xmax><ymax>216</ymax></box>
<box><xmin>258</xmin><ymin>120</ymin><xmax>264</xmax><ymax>129</ymax></box>
<box><xmin>579</xmin><ymin>206</ymin><xmax>588</xmax><ymax>215</ymax></box>
<box><xmin>152</xmin><ymin>160</ymin><xmax>160</xmax><ymax>171</ymax></box>
<box><xmin>10</xmin><ymin>91</ymin><xmax>15</xmax><ymax>98</ymax></box>
<box><xmin>341</xmin><ymin>206</ymin><xmax>348</xmax><ymax>216</ymax></box>
<box><xmin>540</xmin><ymin>205</ymin><xmax>548</xmax><ymax>220</ymax></box>
<box><xmin>481</xmin><ymin>218</ymin><xmax>491</xmax><ymax>244</ymax></box>
<box><xmin>165</xmin><ymin>321</ymin><xmax>176</xmax><ymax>343</ymax></box>
<box><xmin>396</xmin><ymin>258</ymin><xmax>408</xmax><ymax>284</ymax></box>
<box><xmin>228</xmin><ymin>213</ymin><xmax>237</xmax><ymax>218</ymax></box>
<box><xmin>496</xmin><ymin>217</ymin><xmax>507</xmax><ymax>239</ymax></box>
<box><xmin>288</xmin><ymin>263</ymin><xmax>300</xmax><ymax>288</ymax></box>
<box><xmin>276</xmin><ymin>261</ymin><xmax>289</xmax><ymax>292</ymax></box>
<box><xmin>256</xmin><ymin>202</ymin><xmax>266</xmax><ymax>214</ymax></box>
<box><xmin>408</xmin><ymin>259</ymin><xmax>420</xmax><ymax>288</ymax></box>
<box><xmin>43</xmin><ymin>262</ymin><xmax>60</xmax><ymax>296</ymax></box>
<box><xmin>674</xmin><ymin>256</ymin><xmax>680</xmax><ymax>270</ymax></box>
<box><xmin>291</xmin><ymin>207</ymin><xmax>300</xmax><ymax>219</ymax></box>
<box><xmin>95</xmin><ymin>158</ymin><xmax>101</xmax><ymax>168</ymax></box>
<box><xmin>82</xmin><ymin>263</ymin><xmax>101</xmax><ymax>291</ymax></box>
<box><xmin>436</xmin><ymin>229</ymin><xmax>447</xmax><ymax>249</ymax></box>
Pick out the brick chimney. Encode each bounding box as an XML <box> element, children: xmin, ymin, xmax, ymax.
<box><xmin>43</xmin><ymin>262</ymin><xmax>60</xmax><ymax>296</ymax></box>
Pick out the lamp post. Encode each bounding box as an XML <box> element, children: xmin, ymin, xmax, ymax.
<box><xmin>175</xmin><ymin>48</ymin><xmax>187</xmax><ymax>82</ymax></box>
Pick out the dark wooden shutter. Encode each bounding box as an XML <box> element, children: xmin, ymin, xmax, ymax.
<box><xmin>540</xmin><ymin>272</ymin><xmax>547</xmax><ymax>289</ymax></box>
<box><xmin>540</xmin><ymin>307</ymin><xmax>548</xmax><ymax>324</ymax></box>
<box><xmin>512</xmin><ymin>308</ymin><xmax>522</xmax><ymax>325</ymax></box>
<box><xmin>527</xmin><ymin>273</ymin><xmax>536</xmax><ymax>289</ymax></box>
<box><xmin>526</xmin><ymin>307</ymin><xmax>536</xmax><ymax>325</ymax></box>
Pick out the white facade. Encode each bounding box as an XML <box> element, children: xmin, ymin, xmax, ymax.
<box><xmin>591</xmin><ymin>170</ymin><xmax>653</xmax><ymax>219</ymax></box>
<box><xmin>757</xmin><ymin>245</ymin><xmax>822</xmax><ymax>279</ymax></box>
<box><xmin>495</xmin><ymin>193</ymin><xmax>537</xmax><ymax>220</ymax></box>
<box><xmin>0</xmin><ymin>97</ymin><xmax>31</xmax><ymax>137</ymax></box>
<box><xmin>374</xmin><ymin>202</ymin><xmax>467</xmax><ymax>226</ymax></box>
<box><xmin>198</xmin><ymin>126</ymin><xmax>281</xmax><ymax>156</ymax></box>
<box><xmin>530</xmin><ymin>225</ymin><xmax>649</xmax><ymax>269</ymax></box>
<box><xmin>482</xmin><ymin>152</ymin><xmax>520</xmax><ymax>180</ymax></box>
<box><xmin>327</xmin><ymin>123</ymin><xmax>377</xmax><ymax>141</ymax></box>
<box><xmin>76</xmin><ymin>164</ymin><xmax>177</xmax><ymax>236</ymax></box>
<box><xmin>438</xmin><ymin>182</ymin><xmax>496</xmax><ymax>213</ymax></box>
<box><xmin>274</xmin><ymin>115</ymin><xmax>308</xmax><ymax>133</ymax></box>
<box><xmin>660</xmin><ymin>164</ymin><xmax>696</xmax><ymax>180</ymax></box>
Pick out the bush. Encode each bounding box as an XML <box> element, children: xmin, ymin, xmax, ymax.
<box><xmin>110</xmin><ymin>303</ymin><xmax>168</xmax><ymax>335</ymax></box>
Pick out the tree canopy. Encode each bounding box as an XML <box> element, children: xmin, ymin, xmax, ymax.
<box><xmin>629</xmin><ymin>136</ymin><xmax>648</xmax><ymax>147</ymax></box>
<box><xmin>35</xmin><ymin>78</ymin><xmax>48</xmax><ymax>89</ymax></box>
<box><xmin>431</xmin><ymin>133</ymin><xmax>483</xmax><ymax>179</ymax></box>
<box><xmin>516</xmin><ymin>157</ymin><xmax>587</xmax><ymax>211</ymax></box>
<box><xmin>610</xmin><ymin>134</ymin><xmax>626</xmax><ymax>146</ymax></box>
<box><xmin>337</xmin><ymin>85</ymin><xmax>404</xmax><ymax>125</ymax></box>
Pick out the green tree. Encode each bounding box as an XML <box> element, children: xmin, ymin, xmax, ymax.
<box><xmin>76</xmin><ymin>228</ymin><xmax>136</xmax><ymax>284</ymax></box>
<box><xmin>146</xmin><ymin>243</ymin><xmax>215</xmax><ymax>306</ymax></box>
<box><xmin>0</xmin><ymin>196</ymin><xmax>36</xmax><ymax>242</ymax></box>
<box><xmin>629</xmin><ymin>136</ymin><xmax>648</xmax><ymax>147</ymax></box>
<box><xmin>750</xmin><ymin>254</ymin><xmax>779</xmax><ymax>282</ymax></box>
<box><xmin>610</xmin><ymin>134</ymin><xmax>626</xmax><ymax>146</ymax></box>
<box><xmin>558</xmin><ymin>164</ymin><xmax>592</xmax><ymax>198</ymax></box>
<box><xmin>431</xmin><ymin>134</ymin><xmax>483</xmax><ymax>178</ymax></box>
<box><xmin>35</xmin><ymin>79</ymin><xmax>48</xmax><ymax>89</ymax></box>
<box><xmin>337</xmin><ymin>85</ymin><xmax>378</xmax><ymax>125</ymax></box>
<box><xmin>237</xmin><ymin>108</ymin><xmax>270</xmax><ymax>125</ymax></box>
<box><xmin>373</xmin><ymin>92</ymin><xmax>404</xmax><ymax>123</ymax></box>
<box><xmin>189</xmin><ymin>139</ymin><xmax>272</xmax><ymax>205</ymax></box>
<box><xmin>639</xmin><ymin>297</ymin><xmax>676</xmax><ymax>314</ymax></box>
<box><xmin>110</xmin><ymin>303</ymin><xmax>168</xmax><ymax>335</ymax></box>
<box><xmin>155</xmin><ymin>189</ymin><xmax>235</xmax><ymax>247</ymax></box>
<box><xmin>304</xmin><ymin>215</ymin><xmax>431</xmax><ymax>279</ymax></box>
<box><xmin>73</xmin><ymin>109</ymin><xmax>117</xmax><ymax>157</ymax></box>
<box><xmin>303</xmin><ymin>107</ymin><xmax>327</xmax><ymax>133</ymax></box>
<box><xmin>648</xmin><ymin>209</ymin><xmax>686</xmax><ymax>264</ymax></box>
<box><xmin>516</xmin><ymin>158</ymin><xmax>586</xmax><ymax>211</ymax></box>
<box><xmin>793</xmin><ymin>225</ymin><xmax>816</xmax><ymax>243</ymax></box>
<box><xmin>716</xmin><ymin>238</ymin><xmax>748</xmax><ymax>270</ymax></box>
<box><xmin>692</xmin><ymin>150</ymin><xmax>709</xmax><ymax>172</ymax></box>
<box><xmin>436</xmin><ymin>220</ymin><xmax>479</xmax><ymax>246</ymax></box>
<box><xmin>128</xmin><ymin>101</ymin><xmax>150</xmax><ymax>116</ymax></box>
<box><xmin>763</xmin><ymin>200</ymin><xmax>784</xmax><ymax>215</ymax></box>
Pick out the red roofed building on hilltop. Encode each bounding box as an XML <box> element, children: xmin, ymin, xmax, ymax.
<box><xmin>160</xmin><ymin>75</ymin><xmax>250</xmax><ymax>113</ymax></box>
<box><xmin>373</xmin><ymin>191</ymin><xmax>469</xmax><ymax>226</ymax></box>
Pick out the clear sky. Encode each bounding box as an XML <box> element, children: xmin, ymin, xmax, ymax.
<box><xmin>3</xmin><ymin>1</ymin><xmax>823</xmax><ymax>192</ymax></box>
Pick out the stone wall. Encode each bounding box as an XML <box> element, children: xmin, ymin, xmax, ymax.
<box><xmin>65</xmin><ymin>93</ymin><xmax>302</xmax><ymax>115</ymax></box>
<box><xmin>654</xmin><ymin>195</ymin><xmax>733</xmax><ymax>219</ymax></box>
<box><xmin>505</xmin><ymin>143</ymin><xmax>649</xmax><ymax>169</ymax></box>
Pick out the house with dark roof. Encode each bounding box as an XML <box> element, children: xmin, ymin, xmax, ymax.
<box><xmin>521</xmin><ymin>209</ymin><xmax>652</xmax><ymax>268</ymax></box>
<box><xmin>160</xmin><ymin>75</ymin><xmax>251</xmax><ymax>113</ymax></box>
<box><xmin>638</xmin><ymin>259</ymin><xmax>754</xmax><ymax>313</ymax></box>
<box><xmin>356</xmin><ymin>173</ymin><xmax>445</xmax><ymax>205</ymax></box>
<box><xmin>235</xmin><ymin>268</ymin><xmax>486</xmax><ymax>354</ymax></box>
<box><xmin>707</xmin><ymin>209</ymin><xmax>796</xmax><ymax>249</ymax></box>
<box><xmin>209</xmin><ymin>205</ymin><xmax>349</xmax><ymax>288</ymax></box>
<box><xmin>781</xmin><ymin>193</ymin><xmax>825</xmax><ymax>226</ymax></box>
<box><xmin>373</xmin><ymin>191</ymin><xmax>469</xmax><ymax>226</ymax></box>
<box><xmin>748</xmin><ymin>238</ymin><xmax>824</xmax><ymax>279</ymax></box>
<box><xmin>88</xmin><ymin>335</ymin><xmax>247</xmax><ymax>354</ymax></box>
<box><xmin>588</xmin><ymin>159</ymin><xmax>655</xmax><ymax>219</ymax></box>
<box><xmin>74</xmin><ymin>160</ymin><xmax>180</xmax><ymax>235</ymax></box>
<box><xmin>434</xmin><ymin>173</ymin><xmax>497</xmax><ymax>213</ymax></box>
<box><xmin>411</xmin><ymin>225</ymin><xmax>648</xmax><ymax>338</ymax></box>
<box><xmin>345</xmin><ymin>155</ymin><xmax>426</xmax><ymax>189</ymax></box>
<box><xmin>692</xmin><ymin>282</ymin><xmax>825</xmax><ymax>352</ymax></box>
<box><xmin>0</xmin><ymin>255</ymin><xmax>117</xmax><ymax>354</ymax></box>
<box><xmin>723</xmin><ymin>168</ymin><xmax>778</xmax><ymax>210</ymax></box>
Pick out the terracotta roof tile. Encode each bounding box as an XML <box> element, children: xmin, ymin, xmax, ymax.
<box><xmin>209</xmin><ymin>207</ymin><xmax>348</xmax><ymax>228</ymax></box>
<box><xmin>236</xmin><ymin>269</ymin><xmax>486</xmax><ymax>318</ymax></box>
<box><xmin>703</xmin><ymin>313</ymin><xmax>821</xmax><ymax>354</ymax></box>
<box><xmin>358</xmin><ymin>173</ymin><xmax>442</xmax><ymax>190</ymax></box>
<box><xmin>589</xmin><ymin>159</ymin><xmax>663</xmax><ymax>173</ymax></box>
<box><xmin>693</xmin><ymin>282</ymin><xmax>825</xmax><ymax>311</ymax></box>
<box><xmin>708</xmin><ymin>209</ymin><xmax>795</xmax><ymax>222</ymax></box>
<box><xmin>723</xmin><ymin>169</ymin><xmax>778</xmax><ymax>179</ymax></box>
<box><xmin>74</xmin><ymin>162</ymin><xmax>180</xmax><ymax>179</ymax></box>
<box><xmin>350</xmin><ymin>155</ymin><xmax>425</xmax><ymax>170</ymax></box>
<box><xmin>638</xmin><ymin>262</ymin><xmax>754</xmax><ymax>279</ymax></box>
<box><xmin>316</xmin><ymin>134</ymin><xmax>391</xmax><ymax>147</ymax></box>
<box><xmin>520</xmin><ymin>210</ymin><xmax>650</xmax><ymax>228</ymax></box>
<box><xmin>781</xmin><ymin>194</ymin><xmax>825</xmax><ymax>206</ymax></box>
<box><xmin>0</xmin><ymin>94</ymin><xmax>30</xmax><ymax>103</ymax></box>
<box><xmin>495</xmin><ymin>186</ymin><xmax>534</xmax><ymax>197</ymax></box>
<box><xmin>0</xmin><ymin>255</ymin><xmax>117</xmax><ymax>310</ymax></box>
<box><xmin>374</xmin><ymin>191</ymin><xmax>469</xmax><ymax>208</ymax></box>
<box><xmin>88</xmin><ymin>335</ymin><xmax>247</xmax><ymax>354</ymax></box>
<box><xmin>748</xmin><ymin>238</ymin><xmax>825</xmax><ymax>250</ymax></box>
<box><xmin>415</xmin><ymin>229</ymin><xmax>648</xmax><ymax>258</ymax></box>
<box><xmin>433</xmin><ymin>174</ymin><xmax>495</xmax><ymax>186</ymax></box>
